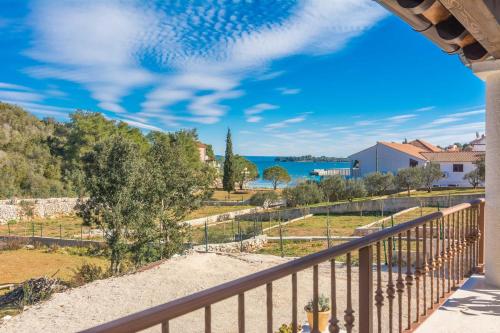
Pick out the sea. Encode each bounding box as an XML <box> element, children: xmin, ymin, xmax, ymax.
<box><xmin>243</xmin><ymin>156</ymin><xmax>351</xmax><ymax>189</ymax></box>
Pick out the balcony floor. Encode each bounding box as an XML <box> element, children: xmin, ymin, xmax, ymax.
<box><xmin>416</xmin><ymin>275</ymin><xmax>500</xmax><ymax>333</ymax></box>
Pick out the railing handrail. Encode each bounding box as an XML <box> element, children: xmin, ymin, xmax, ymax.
<box><xmin>80</xmin><ymin>198</ymin><xmax>484</xmax><ymax>333</ymax></box>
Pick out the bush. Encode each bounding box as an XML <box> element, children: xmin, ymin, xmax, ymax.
<box><xmin>249</xmin><ymin>191</ymin><xmax>279</xmax><ymax>206</ymax></box>
<box><xmin>363</xmin><ymin>172</ymin><xmax>394</xmax><ymax>196</ymax></box>
<box><xmin>71</xmin><ymin>262</ymin><xmax>109</xmax><ymax>286</ymax></box>
<box><xmin>344</xmin><ymin>179</ymin><xmax>366</xmax><ymax>202</ymax></box>
<box><xmin>283</xmin><ymin>182</ymin><xmax>324</xmax><ymax>207</ymax></box>
<box><xmin>3</xmin><ymin>238</ymin><xmax>27</xmax><ymax>250</ymax></box>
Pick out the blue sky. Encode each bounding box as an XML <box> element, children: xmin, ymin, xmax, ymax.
<box><xmin>0</xmin><ymin>0</ymin><xmax>486</xmax><ymax>156</ymax></box>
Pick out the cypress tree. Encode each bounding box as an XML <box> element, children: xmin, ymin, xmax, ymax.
<box><xmin>223</xmin><ymin>128</ymin><xmax>235</xmax><ymax>193</ymax></box>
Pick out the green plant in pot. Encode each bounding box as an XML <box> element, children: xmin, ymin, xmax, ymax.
<box><xmin>304</xmin><ymin>294</ymin><xmax>331</xmax><ymax>332</ymax></box>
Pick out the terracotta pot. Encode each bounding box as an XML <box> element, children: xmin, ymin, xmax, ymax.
<box><xmin>306</xmin><ymin>310</ymin><xmax>331</xmax><ymax>332</ymax></box>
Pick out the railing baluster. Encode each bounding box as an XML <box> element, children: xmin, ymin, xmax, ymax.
<box><xmin>375</xmin><ymin>242</ymin><xmax>384</xmax><ymax>333</ymax></box>
<box><xmin>446</xmin><ymin>215</ymin><xmax>452</xmax><ymax>293</ymax></box>
<box><xmin>396</xmin><ymin>234</ymin><xmax>404</xmax><ymax>333</ymax></box>
<box><xmin>451</xmin><ymin>212</ymin><xmax>457</xmax><ymax>290</ymax></box>
<box><xmin>205</xmin><ymin>305</ymin><xmax>211</xmax><ymax>333</ymax></box>
<box><xmin>313</xmin><ymin>264</ymin><xmax>319</xmax><ymax>333</ymax></box>
<box><xmin>466</xmin><ymin>208</ymin><xmax>471</xmax><ymax>276</ymax></box>
<box><xmin>161</xmin><ymin>321</ymin><xmax>169</xmax><ymax>333</ymax></box>
<box><xmin>406</xmin><ymin>230</ymin><xmax>413</xmax><ymax>330</ymax></box>
<box><xmin>428</xmin><ymin>220</ymin><xmax>434</xmax><ymax>309</ymax></box>
<box><xmin>344</xmin><ymin>253</ymin><xmax>355</xmax><ymax>333</ymax></box>
<box><xmin>292</xmin><ymin>273</ymin><xmax>298</xmax><ymax>333</ymax></box>
<box><xmin>238</xmin><ymin>293</ymin><xmax>245</xmax><ymax>333</ymax></box>
<box><xmin>436</xmin><ymin>218</ymin><xmax>441</xmax><ymax>303</ymax></box>
<box><xmin>386</xmin><ymin>237</ymin><xmax>395</xmax><ymax>333</ymax></box>
<box><xmin>441</xmin><ymin>217</ymin><xmax>446</xmax><ymax>298</ymax></box>
<box><xmin>422</xmin><ymin>223</ymin><xmax>428</xmax><ymax>316</ymax></box>
<box><xmin>458</xmin><ymin>210</ymin><xmax>463</xmax><ymax>281</ymax></box>
<box><xmin>415</xmin><ymin>226</ymin><xmax>421</xmax><ymax>322</ymax></box>
<box><xmin>359</xmin><ymin>246</ymin><xmax>373</xmax><ymax>333</ymax></box>
<box><xmin>267</xmin><ymin>282</ymin><xmax>273</xmax><ymax>333</ymax></box>
<box><xmin>330</xmin><ymin>259</ymin><xmax>340</xmax><ymax>333</ymax></box>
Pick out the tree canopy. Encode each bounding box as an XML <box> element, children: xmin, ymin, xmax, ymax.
<box><xmin>263</xmin><ymin>165</ymin><xmax>291</xmax><ymax>190</ymax></box>
<box><xmin>233</xmin><ymin>155</ymin><xmax>259</xmax><ymax>190</ymax></box>
<box><xmin>222</xmin><ymin>128</ymin><xmax>235</xmax><ymax>193</ymax></box>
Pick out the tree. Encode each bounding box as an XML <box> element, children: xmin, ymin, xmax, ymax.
<box><xmin>79</xmin><ymin>135</ymin><xmax>148</xmax><ymax>274</ymax></box>
<box><xmin>464</xmin><ymin>169</ymin><xmax>482</xmax><ymax>188</ymax></box>
<box><xmin>363</xmin><ymin>172</ymin><xmax>394</xmax><ymax>196</ymax></box>
<box><xmin>233</xmin><ymin>155</ymin><xmax>259</xmax><ymax>190</ymax></box>
<box><xmin>146</xmin><ymin>130</ymin><xmax>215</xmax><ymax>259</ymax></box>
<box><xmin>344</xmin><ymin>179</ymin><xmax>366</xmax><ymax>202</ymax></box>
<box><xmin>283</xmin><ymin>181</ymin><xmax>324</xmax><ymax>207</ymax></box>
<box><xmin>222</xmin><ymin>128</ymin><xmax>235</xmax><ymax>193</ymax></box>
<box><xmin>263</xmin><ymin>165</ymin><xmax>291</xmax><ymax>190</ymax></box>
<box><xmin>396</xmin><ymin>167</ymin><xmax>422</xmax><ymax>196</ymax></box>
<box><xmin>420</xmin><ymin>163</ymin><xmax>443</xmax><ymax>192</ymax></box>
<box><xmin>475</xmin><ymin>155</ymin><xmax>485</xmax><ymax>181</ymax></box>
<box><xmin>319</xmin><ymin>175</ymin><xmax>346</xmax><ymax>202</ymax></box>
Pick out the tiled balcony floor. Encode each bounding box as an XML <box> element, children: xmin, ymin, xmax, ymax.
<box><xmin>416</xmin><ymin>275</ymin><xmax>500</xmax><ymax>333</ymax></box>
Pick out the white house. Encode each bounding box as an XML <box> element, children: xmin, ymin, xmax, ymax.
<box><xmin>421</xmin><ymin>151</ymin><xmax>484</xmax><ymax>187</ymax></box>
<box><xmin>349</xmin><ymin>140</ymin><xmax>440</xmax><ymax>176</ymax></box>
<box><xmin>349</xmin><ymin>139</ymin><xmax>484</xmax><ymax>187</ymax></box>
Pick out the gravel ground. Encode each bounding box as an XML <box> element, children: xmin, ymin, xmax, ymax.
<box><xmin>0</xmin><ymin>252</ymin><xmax>433</xmax><ymax>333</ymax></box>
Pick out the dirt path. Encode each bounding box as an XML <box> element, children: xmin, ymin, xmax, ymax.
<box><xmin>0</xmin><ymin>252</ymin><xmax>419</xmax><ymax>333</ymax></box>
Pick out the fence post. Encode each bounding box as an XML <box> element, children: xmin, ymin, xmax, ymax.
<box><xmin>477</xmin><ymin>201</ymin><xmax>485</xmax><ymax>272</ymax></box>
<box><xmin>279</xmin><ymin>220</ymin><xmax>284</xmax><ymax>258</ymax></box>
<box><xmin>40</xmin><ymin>224</ymin><xmax>43</xmax><ymax>237</ymax></box>
<box><xmin>59</xmin><ymin>224</ymin><xmax>62</xmax><ymax>239</ymax></box>
<box><xmin>80</xmin><ymin>225</ymin><xmax>83</xmax><ymax>246</ymax></box>
<box><xmin>205</xmin><ymin>219</ymin><xmax>209</xmax><ymax>253</ymax></box>
<box><xmin>382</xmin><ymin>221</ymin><xmax>387</xmax><ymax>265</ymax></box>
<box><xmin>232</xmin><ymin>219</ymin><xmax>235</xmax><ymax>242</ymax></box>
<box><xmin>359</xmin><ymin>245</ymin><xmax>374</xmax><ymax>333</ymax></box>
<box><xmin>326</xmin><ymin>216</ymin><xmax>331</xmax><ymax>249</ymax></box>
<box><xmin>238</xmin><ymin>220</ymin><xmax>242</xmax><ymax>252</ymax></box>
<box><xmin>32</xmin><ymin>222</ymin><xmax>34</xmax><ymax>238</ymax></box>
<box><xmin>253</xmin><ymin>218</ymin><xmax>256</xmax><ymax>239</ymax></box>
<box><xmin>8</xmin><ymin>222</ymin><xmax>11</xmax><ymax>236</ymax></box>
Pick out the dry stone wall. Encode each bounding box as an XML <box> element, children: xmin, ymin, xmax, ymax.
<box><xmin>0</xmin><ymin>198</ymin><xmax>80</xmax><ymax>224</ymax></box>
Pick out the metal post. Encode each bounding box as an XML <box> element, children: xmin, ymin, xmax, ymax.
<box><xmin>8</xmin><ymin>222</ymin><xmax>11</xmax><ymax>236</ymax></box>
<box><xmin>232</xmin><ymin>219</ymin><xmax>235</xmax><ymax>242</ymax></box>
<box><xmin>382</xmin><ymin>221</ymin><xmax>387</xmax><ymax>265</ymax></box>
<box><xmin>326</xmin><ymin>216</ymin><xmax>331</xmax><ymax>248</ymax></box>
<box><xmin>279</xmin><ymin>219</ymin><xmax>284</xmax><ymax>258</ymax></box>
<box><xmin>59</xmin><ymin>224</ymin><xmax>62</xmax><ymax>239</ymax></box>
<box><xmin>40</xmin><ymin>224</ymin><xmax>43</xmax><ymax>237</ymax></box>
<box><xmin>80</xmin><ymin>225</ymin><xmax>83</xmax><ymax>244</ymax></box>
<box><xmin>32</xmin><ymin>222</ymin><xmax>34</xmax><ymax>238</ymax></box>
<box><xmin>205</xmin><ymin>219</ymin><xmax>208</xmax><ymax>253</ymax></box>
<box><xmin>238</xmin><ymin>220</ymin><xmax>243</xmax><ymax>251</ymax></box>
<box><xmin>253</xmin><ymin>218</ymin><xmax>256</xmax><ymax>239</ymax></box>
<box><xmin>359</xmin><ymin>245</ymin><xmax>374</xmax><ymax>333</ymax></box>
<box><xmin>391</xmin><ymin>215</ymin><xmax>396</xmax><ymax>250</ymax></box>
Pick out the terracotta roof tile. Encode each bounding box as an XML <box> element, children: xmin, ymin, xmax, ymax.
<box><xmin>409</xmin><ymin>139</ymin><xmax>442</xmax><ymax>152</ymax></box>
<box><xmin>421</xmin><ymin>151</ymin><xmax>484</xmax><ymax>162</ymax></box>
<box><xmin>378</xmin><ymin>142</ymin><xmax>427</xmax><ymax>160</ymax></box>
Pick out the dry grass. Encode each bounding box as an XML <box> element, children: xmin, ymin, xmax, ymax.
<box><xmin>389</xmin><ymin>187</ymin><xmax>485</xmax><ymax>198</ymax></box>
<box><xmin>0</xmin><ymin>248</ymin><xmax>107</xmax><ymax>285</ymax></box>
<box><xmin>185</xmin><ymin>205</ymin><xmax>253</xmax><ymax>220</ymax></box>
<box><xmin>210</xmin><ymin>189</ymin><xmax>280</xmax><ymax>201</ymax></box>
<box><xmin>0</xmin><ymin>215</ymin><xmax>101</xmax><ymax>240</ymax></box>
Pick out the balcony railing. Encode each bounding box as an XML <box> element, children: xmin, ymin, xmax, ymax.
<box><xmin>81</xmin><ymin>199</ymin><xmax>485</xmax><ymax>333</ymax></box>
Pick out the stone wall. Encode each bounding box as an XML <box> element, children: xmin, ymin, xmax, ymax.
<box><xmin>192</xmin><ymin>235</ymin><xmax>267</xmax><ymax>253</ymax></box>
<box><xmin>0</xmin><ymin>197</ymin><xmax>80</xmax><ymax>224</ymax></box>
<box><xmin>236</xmin><ymin>193</ymin><xmax>484</xmax><ymax>222</ymax></box>
<box><xmin>0</xmin><ymin>235</ymin><xmax>105</xmax><ymax>248</ymax></box>
<box><xmin>183</xmin><ymin>207</ymin><xmax>264</xmax><ymax>227</ymax></box>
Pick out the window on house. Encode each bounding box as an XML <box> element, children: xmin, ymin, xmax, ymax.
<box><xmin>409</xmin><ymin>159</ymin><xmax>418</xmax><ymax>167</ymax></box>
<box><xmin>453</xmin><ymin>164</ymin><xmax>464</xmax><ymax>172</ymax></box>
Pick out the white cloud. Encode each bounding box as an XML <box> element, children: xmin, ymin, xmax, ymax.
<box><xmin>244</xmin><ymin>103</ymin><xmax>279</xmax><ymax>116</ymax></box>
<box><xmin>254</xmin><ymin>70</ymin><xmax>285</xmax><ymax>81</ymax></box>
<box><xmin>246</xmin><ymin>116</ymin><xmax>262</xmax><ymax>123</ymax></box>
<box><xmin>277</xmin><ymin>87</ymin><xmax>301</xmax><ymax>95</ymax></box>
<box><xmin>265</xmin><ymin>115</ymin><xmax>307</xmax><ymax>130</ymax></box>
<box><xmin>416</xmin><ymin>106</ymin><xmax>435</xmax><ymax>112</ymax></box>
<box><xmin>0</xmin><ymin>90</ymin><xmax>44</xmax><ymax>102</ymax></box>
<box><xmin>0</xmin><ymin>82</ymin><xmax>32</xmax><ymax>91</ymax></box>
<box><xmin>386</xmin><ymin>114</ymin><xmax>417</xmax><ymax>123</ymax></box>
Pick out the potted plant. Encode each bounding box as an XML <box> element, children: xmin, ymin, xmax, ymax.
<box><xmin>304</xmin><ymin>294</ymin><xmax>331</xmax><ymax>332</ymax></box>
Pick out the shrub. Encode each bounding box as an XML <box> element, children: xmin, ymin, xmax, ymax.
<box><xmin>249</xmin><ymin>191</ymin><xmax>279</xmax><ymax>207</ymax></box>
<box><xmin>71</xmin><ymin>262</ymin><xmax>109</xmax><ymax>286</ymax></box>
<box><xmin>344</xmin><ymin>179</ymin><xmax>366</xmax><ymax>202</ymax></box>
<box><xmin>363</xmin><ymin>172</ymin><xmax>394</xmax><ymax>196</ymax></box>
<box><xmin>3</xmin><ymin>238</ymin><xmax>26</xmax><ymax>250</ymax></box>
<box><xmin>319</xmin><ymin>175</ymin><xmax>346</xmax><ymax>202</ymax></box>
<box><xmin>283</xmin><ymin>182</ymin><xmax>324</xmax><ymax>207</ymax></box>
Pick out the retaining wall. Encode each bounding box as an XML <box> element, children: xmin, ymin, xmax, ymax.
<box><xmin>0</xmin><ymin>198</ymin><xmax>80</xmax><ymax>225</ymax></box>
<box><xmin>183</xmin><ymin>207</ymin><xmax>264</xmax><ymax>227</ymax></box>
<box><xmin>192</xmin><ymin>235</ymin><xmax>267</xmax><ymax>253</ymax></box>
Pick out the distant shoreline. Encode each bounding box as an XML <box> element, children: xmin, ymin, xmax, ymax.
<box><xmin>274</xmin><ymin>156</ymin><xmax>350</xmax><ymax>163</ymax></box>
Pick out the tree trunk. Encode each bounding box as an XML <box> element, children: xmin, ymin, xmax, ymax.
<box><xmin>407</xmin><ymin>186</ymin><xmax>411</xmax><ymax>197</ymax></box>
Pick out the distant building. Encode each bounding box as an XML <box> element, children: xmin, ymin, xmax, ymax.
<box><xmin>470</xmin><ymin>134</ymin><xmax>486</xmax><ymax>152</ymax></box>
<box><xmin>349</xmin><ymin>139</ymin><xmax>484</xmax><ymax>187</ymax></box>
<box><xmin>196</xmin><ymin>142</ymin><xmax>209</xmax><ymax>162</ymax></box>
<box><xmin>349</xmin><ymin>140</ymin><xmax>439</xmax><ymax>176</ymax></box>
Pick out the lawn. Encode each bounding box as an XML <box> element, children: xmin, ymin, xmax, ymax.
<box><xmin>0</xmin><ymin>247</ymin><xmax>108</xmax><ymax>285</ymax></box>
<box><xmin>389</xmin><ymin>188</ymin><xmax>485</xmax><ymax>198</ymax></box>
<box><xmin>0</xmin><ymin>215</ymin><xmax>100</xmax><ymax>240</ymax></box>
<box><xmin>190</xmin><ymin>219</ymin><xmax>279</xmax><ymax>244</ymax></box>
<box><xmin>185</xmin><ymin>205</ymin><xmax>253</xmax><ymax>220</ymax></box>
<box><xmin>210</xmin><ymin>189</ymin><xmax>280</xmax><ymax>202</ymax></box>
<box><xmin>265</xmin><ymin>213</ymin><xmax>382</xmax><ymax>237</ymax></box>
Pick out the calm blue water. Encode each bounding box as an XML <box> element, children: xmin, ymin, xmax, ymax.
<box><xmin>244</xmin><ymin>156</ymin><xmax>350</xmax><ymax>189</ymax></box>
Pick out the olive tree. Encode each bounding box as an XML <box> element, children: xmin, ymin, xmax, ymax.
<box><xmin>363</xmin><ymin>172</ymin><xmax>394</xmax><ymax>196</ymax></box>
<box><xmin>319</xmin><ymin>174</ymin><xmax>346</xmax><ymax>202</ymax></box>
<box><xmin>396</xmin><ymin>167</ymin><xmax>422</xmax><ymax>197</ymax></box>
<box><xmin>420</xmin><ymin>163</ymin><xmax>443</xmax><ymax>193</ymax></box>
<box><xmin>233</xmin><ymin>155</ymin><xmax>259</xmax><ymax>190</ymax></box>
